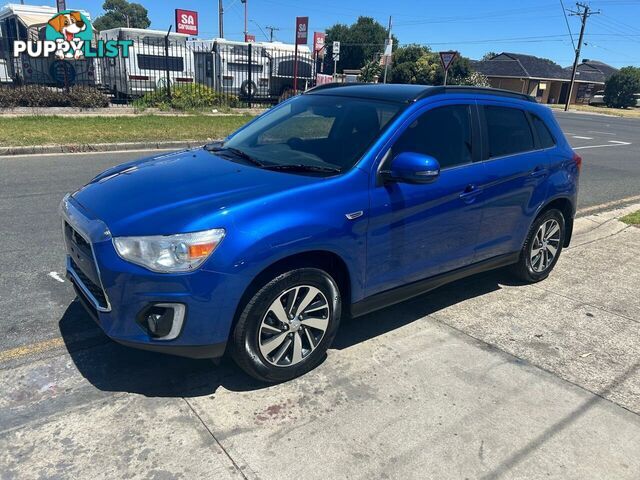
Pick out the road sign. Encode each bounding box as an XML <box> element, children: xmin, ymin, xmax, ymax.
<box><xmin>332</xmin><ymin>41</ymin><xmax>340</xmax><ymax>61</ymax></box>
<box><xmin>246</xmin><ymin>34</ymin><xmax>256</xmax><ymax>42</ymax></box>
<box><xmin>381</xmin><ymin>38</ymin><xmax>393</xmax><ymax>66</ymax></box>
<box><xmin>296</xmin><ymin>17</ymin><xmax>309</xmax><ymax>45</ymax></box>
<box><xmin>175</xmin><ymin>9</ymin><xmax>198</xmax><ymax>36</ymax></box>
<box><xmin>439</xmin><ymin>51</ymin><xmax>458</xmax><ymax>71</ymax></box>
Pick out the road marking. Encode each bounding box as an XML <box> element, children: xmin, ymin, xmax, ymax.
<box><xmin>578</xmin><ymin>194</ymin><xmax>640</xmax><ymax>215</ymax></box>
<box><xmin>588</xmin><ymin>131</ymin><xmax>617</xmax><ymax>136</ymax></box>
<box><xmin>573</xmin><ymin>142</ymin><xmax>632</xmax><ymax>150</ymax></box>
<box><xmin>572</xmin><ymin>136</ymin><xmax>593</xmax><ymax>140</ymax></box>
<box><xmin>48</xmin><ymin>271</ymin><xmax>65</xmax><ymax>283</ymax></box>
<box><xmin>608</xmin><ymin>140</ymin><xmax>630</xmax><ymax>144</ymax></box>
<box><xmin>0</xmin><ymin>337</ymin><xmax>65</xmax><ymax>363</ymax></box>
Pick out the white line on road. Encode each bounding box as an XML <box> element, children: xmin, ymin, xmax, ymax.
<box><xmin>573</xmin><ymin>142</ymin><xmax>632</xmax><ymax>150</ymax></box>
<box><xmin>48</xmin><ymin>272</ymin><xmax>65</xmax><ymax>283</ymax></box>
<box><xmin>608</xmin><ymin>140</ymin><xmax>630</xmax><ymax>144</ymax></box>
<box><xmin>588</xmin><ymin>131</ymin><xmax>617</xmax><ymax>136</ymax></box>
<box><xmin>572</xmin><ymin>136</ymin><xmax>593</xmax><ymax>140</ymax></box>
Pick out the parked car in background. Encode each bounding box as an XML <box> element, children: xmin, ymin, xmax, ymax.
<box><xmin>589</xmin><ymin>90</ymin><xmax>605</xmax><ymax>106</ymax></box>
<box><xmin>61</xmin><ymin>85</ymin><xmax>581</xmax><ymax>383</ymax></box>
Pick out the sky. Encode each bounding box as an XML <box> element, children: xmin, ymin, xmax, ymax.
<box><xmin>27</xmin><ymin>0</ymin><xmax>640</xmax><ymax>67</ymax></box>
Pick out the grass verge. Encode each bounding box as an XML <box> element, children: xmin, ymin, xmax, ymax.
<box><xmin>620</xmin><ymin>210</ymin><xmax>640</xmax><ymax>226</ymax></box>
<box><xmin>0</xmin><ymin>115</ymin><xmax>255</xmax><ymax>147</ymax></box>
<box><xmin>550</xmin><ymin>104</ymin><xmax>640</xmax><ymax>118</ymax></box>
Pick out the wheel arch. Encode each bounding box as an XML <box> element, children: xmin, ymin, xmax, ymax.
<box><xmin>231</xmin><ymin>250</ymin><xmax>352</xmax><ymax>334</ymax></box>
<box><xmin>538</xmin><ymin>197</ymin><xmax>575</xmax><ymax>247</ymax></box>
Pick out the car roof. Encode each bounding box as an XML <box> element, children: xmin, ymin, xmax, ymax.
<box><xmin>306</xmin><ymin>83</ymin><xmax>536</xmax><ymax>104</ymax></box>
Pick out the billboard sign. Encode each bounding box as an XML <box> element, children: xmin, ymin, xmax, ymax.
<box><xmin>296</xmin><ymin>16</ymin><xmax>309</xmax><ymax>45</ymax></box>
<box><xmin>313</xmin><ymin>32</ymin><xmax>326</xmax><ymax>54</ymax></box>
<box><xmin>175</xmin><ymin>9</ymin><xmax>198</xmax><ymax>36</ymax></box>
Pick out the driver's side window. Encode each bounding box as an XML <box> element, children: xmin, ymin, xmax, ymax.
<box><xmin>392</xmin><ymin>104</ymin><xmax>473</xmax><ymax>170</ymax></box>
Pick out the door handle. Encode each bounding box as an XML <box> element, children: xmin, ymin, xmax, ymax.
<box><xmin>459</xmin><ymin>184</ymin><xmax>482</xmax><ymax>200</ymax></box>
<box><xmin>530</xmin><ymin>166</ymin><xmax>548</xmax><ymax>178</ymax></box>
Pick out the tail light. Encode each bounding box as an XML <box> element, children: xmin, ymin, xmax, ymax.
<box><xmin>573</xmin><ymin>152</ymin><xmax>582</xmax><ymax>172</ymax></box>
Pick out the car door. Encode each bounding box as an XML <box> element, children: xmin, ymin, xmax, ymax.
<box><xmin>365</xmin><ymin>101</ymin><xmax>488</xmax><ymax>297</ymax></box>
<box><xmin>473</xmin><ymin>101</ymin><xmax>551</xmax><ymax>262</ymax></box>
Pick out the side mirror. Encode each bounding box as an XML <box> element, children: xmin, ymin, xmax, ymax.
<box><xmin>382</xmin><ymin>152</ymin><xmax>441</xmax><ymax>184</ymax></box>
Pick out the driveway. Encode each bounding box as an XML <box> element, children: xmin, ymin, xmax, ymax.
<box><xmin>1</xmin><ymin>205</ymin><xmax>639</xmax><ymax>479</ymax></box>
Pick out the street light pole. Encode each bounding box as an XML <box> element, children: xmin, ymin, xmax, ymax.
<box><xmin>218</xmin><ymin>0</ymin><xmax>224</xmax><ymax>38</ymax></box>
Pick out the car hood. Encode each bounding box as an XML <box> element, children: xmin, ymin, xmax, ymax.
<box><xmin>72</xmin><ymin>148</ymin><xmax>321</xmax><ymax>236</ymax></box>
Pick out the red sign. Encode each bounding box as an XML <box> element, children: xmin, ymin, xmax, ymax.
<box><xmin>313</xmin><ymin>32</ymin><xmax>326</xmax><ymax>54</ymax></box>
<box><xmin>246</xmin><ymin>34</ymin><xmax>256</xmax><ymax>43</ymax></box>
<box><xmin>296</xmin><ymin>17</ymin><xmax>309</xmax><ymax>45</ymax></box>
<box><xmin>175</xmin><ymin>9</ymin><xmax>198</xmax><ymax>36</ymax></box>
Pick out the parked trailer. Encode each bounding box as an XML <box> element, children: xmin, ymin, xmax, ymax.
<box><xmin>99</xmin><ymin>28</ymin><xmax>194</xmax><ymax>97</ymax></box>
<box><xmin>193</xmin><ymin>39</ymin><xmax>315</xmax><ymax>102</ymax></box>
<box><xmin>0</xmin><ymin>4</ymin><xmax>97</xmax><ymax>87</ymax></box>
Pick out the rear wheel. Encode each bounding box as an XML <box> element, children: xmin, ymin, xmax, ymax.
<box><xmin>231</xmin><ymin>268</ymin><xmax>341</xmax><ymax>383</ymax></box>
<box><xmin>512</xmin><ymin>209</ymin><xmax>565</xmax><ymax>283</ymax></box>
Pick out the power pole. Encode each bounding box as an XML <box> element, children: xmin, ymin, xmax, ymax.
<box><xmin>265</xmin><ymin>26</ymin><xmax>279</xmax><ymax>42</ymax></box>
<box><xmin>565</xmin><ymin>2</ymin><xmax>599</xmax><ymax>111</ymax></box>
<box><xmin>382</xmin><ymin>16</ymin><xmax>392</xmax><ymax>84</ymax></box>
<box><xmin>218</xmin><ymin>0</ymin><xmax>224</xmax><ymax>38</ymax></box>
<box><xmin>241</xmin><ymin>0</ymin><xmax>248</xmax><ymax>42</ymax></box>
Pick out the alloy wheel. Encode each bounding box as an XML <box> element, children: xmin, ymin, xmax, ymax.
<box><xmin>258</xmin><ymin>285</ymin><xmax>330</xmax><ymax>367</ymax></box>
<box><xmin>530</xmin><ymin>219</ymin><xmax>561</xmax><ymax>273</ymax></box>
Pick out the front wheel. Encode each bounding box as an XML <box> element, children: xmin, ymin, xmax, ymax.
<box><xmin>512</xmin><ymin>209</ymin><xmax>565</xmax><ymax>283</ymax></box>
<box><xmin>231</xmin><ymin>268</ymin><xmax>341</xmax><ymax>383</ymax></box>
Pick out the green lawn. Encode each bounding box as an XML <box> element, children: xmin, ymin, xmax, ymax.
<box><xmin>621</xmin><ymin>210</ymin><xmax>640</xmax><ymax>226</ymax></box>
<box><xmin>0</xmin><ymin>115</ymin><xmax>255</xmax><ymax>147</ymax></box>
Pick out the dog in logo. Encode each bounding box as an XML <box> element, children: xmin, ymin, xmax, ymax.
<box><xmin>48</xmin><ymin>12</ymin><xmax>87</xmax><ymax>59</ymax></box>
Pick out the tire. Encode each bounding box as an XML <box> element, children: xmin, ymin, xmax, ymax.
<box><xmin>512</xmin><ymin>209</ymin><xmax>565</xmax><ymax>283</ymax></box>
<box><xmin>240</xmin><ymin>80</ymin><xmax>257</xmax><ymax>98</ymax></box>
<box><xmin>231</xmin><ymin>268</ymin><xmax>341</xmax><ymax>383</ymax></box>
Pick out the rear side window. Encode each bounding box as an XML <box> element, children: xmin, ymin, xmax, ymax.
<box><xmin>393</xmin><ymin>105</ymin><xmax>473</xmax><ymax>169</ymax></box>
<box><xmin>137</xmin><ymin>54</ymin><xmax>184</xmax><ymax>72</ymax></box>
<box><xmin>484</xmin><ymin>106</ymin><xmax>534</xmax><ymax>158</ymax></box>
<box><xmin>531</xmin><ymin>114</ymin><xmax>556</xmax><ymax>148</ymax></box>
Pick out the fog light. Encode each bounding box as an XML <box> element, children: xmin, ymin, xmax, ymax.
<box><xmin>138</xmin><ymin>303</ymin><xmax>185</xmax><ymax>340</ymax></box>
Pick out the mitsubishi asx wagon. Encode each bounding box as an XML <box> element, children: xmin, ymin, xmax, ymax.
<box><xmin>61</xmin><ymin>84</ymin><xmax>581</xmax><ymax>382</ymax></box>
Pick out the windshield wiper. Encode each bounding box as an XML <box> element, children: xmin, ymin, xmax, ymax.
<box><xmin>205</xmin><ymin>145</ymin><xmax>265</xmax><ymax>167</ymax></box>
<box><xmin>261</xmin><ymin>164</ymin><xmax>342</xmax><ymax>174</ymax></box>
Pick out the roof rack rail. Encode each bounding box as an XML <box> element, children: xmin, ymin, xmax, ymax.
<box><xmin>305</xmin><ymin>83</ymin><xmax>365</xmax><ymax>93</ymax></box>
<box><xmin>415</xmin><ymin>86</ymin><xmax>536</xmax><ymax>103</ymax></box>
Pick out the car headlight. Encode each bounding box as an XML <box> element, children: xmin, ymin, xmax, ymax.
<box><xmin>113</xmin><ymin>229</ymin><xmax>225</xmax><ymax>273</ymax></box>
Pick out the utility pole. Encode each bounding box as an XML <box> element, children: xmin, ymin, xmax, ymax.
<box><xmin>382</xmin><ymin>16</ymin><xmax>392</xmax><ymax>84</ymax></box>
<box><xmin>565</xmin><ymin>2</ymin><xmax>599</xmax><ymax>111</ymax></box>
<box><xmin>241</xmin><ymin>0</ymin><xmax>248</xmax><ymax>42</ymax></box>
<box><xmin>218</xmin><ymin>0</ymin><xmax>224</xmax><ymax>38</ymax></box>
<box><xmin>265</xmin><ymin>26</ymin><xmax>279</xmax><ymax>42</ymax></box>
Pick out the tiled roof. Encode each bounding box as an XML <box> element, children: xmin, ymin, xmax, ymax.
<box><xmin>573</xmin><ymin>60</ymin><xmax>618</xmax><ymax>83</ymax></box>
<box><xmin>474</xmin><ymin>52</ymin><xmax>570</xmax><ymax>81</ymax></box>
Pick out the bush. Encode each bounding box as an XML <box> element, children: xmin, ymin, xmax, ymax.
<box><xmin>604</xmin><ymin>67</ymin><xmax>640</xmax><ymax>108</ymax></box>
<box><xmin>0</xmin><ymin>85</ymin><xmax>109</xmax><ymax>108</ymax></box>
<box><xmin>134</xmin><ymin>84</ymin><xmax>239</xmax><ymax>111</ymax></box>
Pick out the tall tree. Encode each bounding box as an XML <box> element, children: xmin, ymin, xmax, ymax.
<box><xmin>604</xmin><ymin>67</ymin><xmax>640</xmax><ymax>108</ymax></box>
<box><xmin>325</xmin><ymin>17</ymin><xmax>398</xmax><ymax>72</ymax></box>
<box><xmin>93</xmin><ymin>0</ymin><xmax>151</xmax><ymax>31</ymax></box>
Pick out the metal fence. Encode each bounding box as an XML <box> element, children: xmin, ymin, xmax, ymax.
<box><xmin>0</xmin><ymin>34</ymin><xmax>319</xmax><ymax>108</ymax></box>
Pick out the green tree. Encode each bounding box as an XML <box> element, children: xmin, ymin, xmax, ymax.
<box><xmin>360</xmin><ymin>59</ymin><xmax>382</xmax><ymax>82</ymax></box>
<box><xmin>482</xmin><ymin>51</ymin><xmax>498</xmax><ymax>61</ymax></box>
<box><xmin>325</xmin><ymin>17</ymin><xmax>398</xmax><ymax>72</ymax></box>
<box><xmin>604</xmin><ymin>67</ymin><xmax>640</xmax><ymax>108</ymax></box>
<box><xmin>93</xmin><ymin>0</ymin><xmax>151</xmax><ymax>31</ymax></box>
<box><xmin>390</xmin><ymin>46</ymin><xmax>477</xmax><ymax>86</ymax></box>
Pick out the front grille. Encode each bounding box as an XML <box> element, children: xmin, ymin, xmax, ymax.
<box><xmin>65</xmin><ymin>221</ymin><xmax>92</xmax><ymax>257</ymax></box>
<box><xmin>70</xmin><ymin>257</ymin><xmax>109</xmax><ymax>309</ymax></box>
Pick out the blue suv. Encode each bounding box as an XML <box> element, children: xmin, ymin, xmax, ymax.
<box><xmin>61</xmin><ymin>84</ymin><xmax>581</xmax><ymax>382</ymax></box>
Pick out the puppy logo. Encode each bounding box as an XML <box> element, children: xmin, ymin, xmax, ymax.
<box><xmin>46</xmin><ymin>10</ymin><xmax>93</xmax><ymax>60</ymax></box>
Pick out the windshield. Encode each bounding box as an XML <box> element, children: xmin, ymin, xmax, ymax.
<box><xmin>221</xmin><ymin>94</ymin><xmax>401</xmax><ymax>173</ymax></box>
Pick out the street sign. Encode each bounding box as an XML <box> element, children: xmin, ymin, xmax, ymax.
<box><xmin>56</xmin><ymin>0</ymin><xmax>66</xmax><ymax>12</ymax></box>
<box><xmin>296</xmin><ymin>17</ymin><xmax>309</xmax><ymax>45</ymax></box>
<box><xmin>439</xmin><ymin>51</ymin><xmax>458</xmax><ymax>71</ymax></box>
<box><xmin>313</xmin><ymin>32</ymin><xmax>326</xmax><ymax>54</ymax></box>
<box><xmin>381</xmin><ymin>38</ymin><xmax>393</xmax><ymax>65</ymax></box>
<box><xmin>175</xmin><ymin>9</ymin><xmax>198</xmax><ymax>36</ymax></box>
<box><xmin>246</xmin><ymin>34</ymin><xmax>256</xmax><ymax>42</ymax></box>
<box><xmin>332</xmin><ymin>40</ymin><xmax>340</xmax><ymax>61</ymax></box>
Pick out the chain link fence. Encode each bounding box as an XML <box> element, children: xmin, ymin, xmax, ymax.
<box><xmin>0</xmin><ymin>28</ymin><xmax>319</xmax><ymax>109</ymax></box>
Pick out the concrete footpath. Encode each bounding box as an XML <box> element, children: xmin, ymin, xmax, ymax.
<box><xmin>1</xmin><ymin>206</ymin><xmax>639</xmax><ymax>479</ymax></box>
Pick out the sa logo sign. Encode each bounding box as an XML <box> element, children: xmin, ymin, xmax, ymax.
<box><xmin>175</xmin><ymin>9</ymin><xmax>198</xmax><ymax>36</ymax></box>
